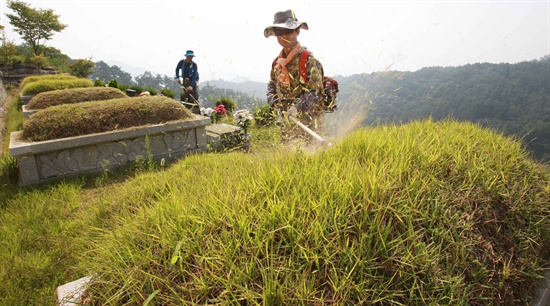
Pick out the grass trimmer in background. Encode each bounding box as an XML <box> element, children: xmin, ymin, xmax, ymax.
<box><xmin>177</xmin><ymin>78</ymin><xmax>201</xmax><ymax>115</ymax></box>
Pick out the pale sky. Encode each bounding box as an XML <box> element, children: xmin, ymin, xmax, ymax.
<box><xmin>1</xmin><ymin>0</ymin><xmax>548</xmax><ymax>83</ymax></box>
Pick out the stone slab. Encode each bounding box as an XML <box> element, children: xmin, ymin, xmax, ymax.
<box><xmin>532</xmin><ymin>270</ymin><xmax>550</xmax><ymax>306</ymax></box>
<box><xmin>205</xmin><ymin>123</ymin><xmax>241</xmax><ymax>151</ymax></box>
<box><xmin>206</xmin><ymin>122</ymin><xmax>241</xmax><ymax>135</ymax></box>
<box><xmin>57</xmin><ymin>276</ymin><xmax>92</xmax><ymax>306</ymax></box>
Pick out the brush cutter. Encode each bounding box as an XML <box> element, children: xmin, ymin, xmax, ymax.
<box><xmin>285</xmin><ymin>106</ymin><xmax>333</xmax><ymax>147</ymax></box>
<box><xmin>177</xmin><ymin>78</ymin><xmax>202</xmax><ymax>115</ymax></box>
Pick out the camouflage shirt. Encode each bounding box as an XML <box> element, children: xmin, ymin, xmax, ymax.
<box><xmin>267</xmin><ymin>46</ymin><xmax>324</xmax><ymax>114</ymax></box>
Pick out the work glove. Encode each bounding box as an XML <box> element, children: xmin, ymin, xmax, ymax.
<box><xmin>186</xmin><ymin>86</ymin><xmax>193</xmax><ymax>92</ymax></box>
<box><xmin>295</xmin><ymin>92</ymin><xmax>318</xmax><ymax>113</ymax></box>
<box><xmin>176</xmin><ymin>78</ymin><xmax>181</xmax><ymax>84</ymax></box>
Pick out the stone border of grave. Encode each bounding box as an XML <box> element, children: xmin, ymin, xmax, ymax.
<box><xmin>21</xmin><ymin>105</ymin><xmax>35</xmax><ymax>118</ymax></box>
<box><xmin>9</xmin><ymin>115</ymin><xmax>213</xmax><ymax>186</ymax></box>
<box><xmin>19</xmin><ymin>94</ymin><xmax>35</xmax><ymax>104</ymax></box>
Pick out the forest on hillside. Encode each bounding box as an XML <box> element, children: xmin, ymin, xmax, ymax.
<box><xmin>91</xmin><ymin>56</ymin><xmax>549</xmax><ymax>162</ymax></box>
<box><xmin>335</xmin><ymin>56</ymin><xmax>549</xmax><ymax>162</ymax></box>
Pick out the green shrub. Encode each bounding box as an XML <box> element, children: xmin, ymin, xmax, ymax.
<box><xmin>106</xmin><ymin>79</ymin><xmax>118</xmax><ymax>89</ymax></box>
<box><xmin>160</xmin><ymin>88</ymin><xmax>176</xmax><ymax>99</ymax></box>
<box><xmin>19</xmin><ymin>74</ymin><xmax>78</xmax><ymax>89</ymax></box>
<box><xmin>253</xmin><ymin>104</ymin><xmax>275</xmax><ymax>127</ymax></box>
<box><xmin>68</xmin><ymin>58</ymin><xmax>95</xmax><ymax>78</ymax></box>
<box><xmin>214</xmin><ymin>96</ymin><xmax>237</xmax><ymax>113</ymax></box>
<box><xmin>142</xmin><ymin>86</ymin><xmax>159</xmax><ymax>96</ymax></box>
<box><xmin>93</xmin><ymin>79</ymin><xmax>105</xmax><ymax>87</ymax></box>
<box><xmin>127</xmin><ymin>84</ymin><xmax>143</xmax><ymax>93</ymax></box>
<box><xmin>20</xmin><ymin>78</ymin><xmax>94</xmax><ymax>95</ymax></box>
<box><xmin>22</xmin><ymin>96</ymin><xmax>193</xmax><ymax>142</ymax></box>
<box><xmin>26</xmin><ymin>87</ymin><xmax>128</xmax><ymax>110</ymax></box>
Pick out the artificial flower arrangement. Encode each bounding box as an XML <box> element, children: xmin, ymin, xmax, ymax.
<box><xmin>233</xmin><ymin>109</ymin><xmax>253</xmax><ymax>152</ymax></box>
<box><xmin>201</xmin><ymin>107</ymin><xmax>213</xmax><ymax>118</ymax></box>
<box><xmin>233</xmin><ymin>109</ymin><xmax>253</xmax><ymax>131</ymax></box>
<box><xmin>213</xmin><ymin>104</ymin><xmax>227</xmax><ymax>115</ymax></box>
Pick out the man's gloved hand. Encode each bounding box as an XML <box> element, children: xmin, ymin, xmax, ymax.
<box><xmin>186</xmin><ymin>86</ymin><xmax>193</xmax><ymax>92</ymax></box>
<box><xmin>176</xmin><ymin>78</ymin><xmax>181</xmax><ymax>84</ymax></box>
<box><xmin>295</xmin><ymin>92</ymin><xmax>318</xmax><ymax>113</ymax></box>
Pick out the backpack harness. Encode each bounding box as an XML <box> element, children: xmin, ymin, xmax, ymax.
<box><xmin>273</xmin><ymin>49</ymin><xmax>338</xmax><ymax>112</ymax></box>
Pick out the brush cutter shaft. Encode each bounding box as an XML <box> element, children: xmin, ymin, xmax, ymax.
<box><xmin>288</xmin><ymin>115</ymin><xmax>333</xmax><ymax>146</ymax></box>
<box><xmin>180</xmin><ymin>101</ymin><xmax>197</xmax><ymax>107</ymax></box>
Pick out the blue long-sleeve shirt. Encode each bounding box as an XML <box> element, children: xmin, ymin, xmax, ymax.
<box><xmin>175</xmin><ymin>60</ymin><xmax>199</xmax><ymax>87</ymax></box>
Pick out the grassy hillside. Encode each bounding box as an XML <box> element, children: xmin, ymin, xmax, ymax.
<box><xmin>1</xmin><ymin>114</ymin><xmax>548</xmax><ymax>304</ymax></box>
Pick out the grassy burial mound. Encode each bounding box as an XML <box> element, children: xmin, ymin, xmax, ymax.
<box><xmin>21</xmin><ymin>96</ymin><xmax>193</xmax><ymax>142</ymax></box>
<box><xmin>25</xmin><ymin>87</ymin><xmax>128</xmax><ymax>110</ymax></box>
<box><xmin>20</xmin><ymin>77</ymin><xmax>93</xmax><ymax>96</ymax></box>
<box><xmin>80</xmin><ymin>120</ymin><xmax>549</xmax><ymax>305</ymax></box>
<box><xmin>18</xmin><ymin>74</ymin><xmax>80</xmax><ymax>89</ymax></box>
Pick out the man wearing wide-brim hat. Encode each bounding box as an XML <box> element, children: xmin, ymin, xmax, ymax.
<box><xmin>265</xmin><ymin>9</ymin><xmax>326</xmax><ymax>144</ymax></box>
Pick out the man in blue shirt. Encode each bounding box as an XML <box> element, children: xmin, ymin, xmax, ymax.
<box><xmin>175</xmin><ymin>50</ymin><xmax>200</xmax><ymax>114</ymax></box>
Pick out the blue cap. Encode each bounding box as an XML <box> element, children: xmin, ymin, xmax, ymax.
<box><xmin>184</xmin><ymin>50</ymin><xmax>195</xmax><ymax>57</ymax></box>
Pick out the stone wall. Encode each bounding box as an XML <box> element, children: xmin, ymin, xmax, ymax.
<box><xmin>0</xmin><ymin>77</ymin><xmax>6</xmax><ymax>104</ymax></box>
<box><xmin>0</xmin><ymin>64</ymin><xmax>57</xmax><ymax>86</ymax></box>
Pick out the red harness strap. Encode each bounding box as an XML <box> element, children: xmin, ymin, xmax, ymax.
<box><xmin>272</xmin><ymin>49</ymin><xmax>312</xmax><ymax>83</ymax></box>
<box><xmin>299</xmin><ymin>49</ymin><xmax>311</xmax><ymax>83</ymax></box>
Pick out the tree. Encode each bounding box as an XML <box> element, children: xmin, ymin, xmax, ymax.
<box><xmin>40</xmin><ymin>45</ymin><xmax>70</xmax><ymax>72</ymax></box>
<box><xmin>29</xmin><ymin>52</ymin><xmax>47</xmax><ymax>72</ymax></box>
<box><xmin>5</xmin><ymin>0</ymin><xmax>67</xmax><ymax>55</ymax></box>
<box><xmin>69</xmin><ymin>58</ymin><xmax>95</xmax><ymax>78</ymax></box>
<box><xmin>89</xmin><ymin>61</ymin><xmax>133</xmax><ymax>84</ymax></box>
<box><xmin>0</xmin><ymin>26</ymin><xmax>18</xmax><ymax>68</ymax></box>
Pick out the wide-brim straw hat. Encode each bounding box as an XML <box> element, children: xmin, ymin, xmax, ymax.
<box><xmin>264</xmin><ymin>9</ymin><xmax>309</xmax><ymax>38</ymax></box>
